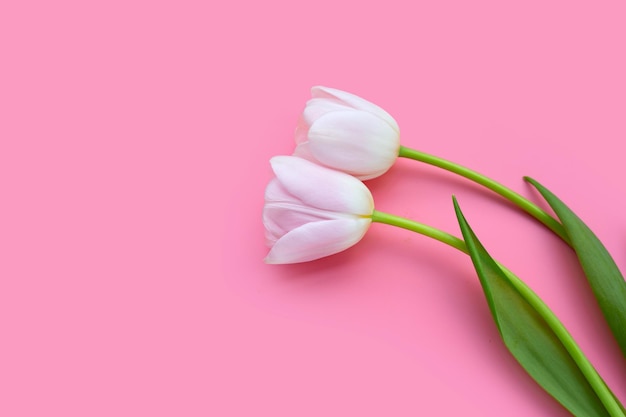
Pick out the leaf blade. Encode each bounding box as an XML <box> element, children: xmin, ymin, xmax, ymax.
<box><xmin>525</xmin><ymin>176</ymin><xmax>626</xmax><ymax>359</ymax></box>
<box><xmin>453</xmin><ymin>198</ymin><xmax>617</xmax><ymax>417</ymax></box>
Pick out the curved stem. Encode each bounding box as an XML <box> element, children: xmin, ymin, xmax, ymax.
<box><xmin>372</xmin><ymin>210</ymin><xmax>468</xmax><ymax>254</ymax></box>
<box><xmin>397</xmin><ymin>146</ymin><xmax>570</xmax><ymax>244</ymax></box>
<box><xmin>371</xmin><ymin>210</ymin><xmax>624</xmax><ymax>417</ymax></box>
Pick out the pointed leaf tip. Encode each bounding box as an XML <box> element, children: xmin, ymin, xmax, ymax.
<box><xmin>525</xmin><ymin>176</ymin><xmax>626</xmax><ymax>359</ymax></box>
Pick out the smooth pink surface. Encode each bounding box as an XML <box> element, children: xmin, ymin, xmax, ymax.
<box><xmin>2</xmin><ymin>1</ymin><xmax>625</xmax><ymax>415</ymax></box>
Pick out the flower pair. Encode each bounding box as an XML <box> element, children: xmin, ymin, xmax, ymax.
<box><xmin>262</xmin><ymin>86</ymin><xmax>626</xmax><ymax>416</ymax></box>
<box><xmin>264</xmin><ymin>87</ymin><xmax>400</xmax><ymax>264</ymax></box>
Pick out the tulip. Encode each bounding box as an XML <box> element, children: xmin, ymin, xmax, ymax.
<box><xmin>294</xmin><ymin>86</ymin><xmax>401</xmax><ymax>180</ymax></box>
<box><xmin>263</xmin><ymin>156</ymin><xmax>374</xmax><ymax>264</ymax></box>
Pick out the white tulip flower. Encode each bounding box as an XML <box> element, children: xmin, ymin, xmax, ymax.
<box><xmin>263</xmin><ymin>156</ymin><xmax>374</xmax><ymax>264</ymax></box>
<box><xmin>294</xmin><ymin>86</ymin><xmax>400</xmax><ymax>180</ymax></box>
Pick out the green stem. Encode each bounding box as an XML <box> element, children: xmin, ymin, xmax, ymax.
<box><xmin>397</xmin><ymin>146</ymin><xmax>570</xmax><ymax>244</ymax></box>
<box><xmin>371</xmin><ymin>210</ymin><xmax>625</xmax><ymax>417</ymax></box>
<box><xmin>372</xmin><ymin>210</ymin><xmax>468</xmax><ymax>254</ymax></box>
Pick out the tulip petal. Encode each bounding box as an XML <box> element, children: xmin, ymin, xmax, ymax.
<box><xmin>292</xmin><ymin>141</ymin><xmax>315</xmax><ymax>161</ymax></box>
<box><xmin>269</xmin><ymin>156</ymin><xmax>374</xmax><ymax>216</ymax></box>
<box><xmin>308</xmin><ymin>110</ymin><xmax>400</xmax><ymax>179</ymax></box>
<box><xmin>311</xmin><ymin>86</ymin><xmax>400</xmax><ymax>133</ymax></box>
<box><xmin>301</xmin><ymin>97</ymin><xmax>352</xmax><ymax>127</ymax></box>
<box><xmin>263</xmin><ymin>201</ymin><xmax>357</xmax><ymax>243</ymax></box>
<box><xmin>264</xmin><ymin>218</ymin><xmax>371</xmax><ymax>264</ymax></box>
<box><xmin>294</xmin><ymin>114</ymin><xmax>310</xmax><ymax>145</ymax></box>
<box><xmin>264</xmin><ymin>177</ymin><xmax>292</xmax><ymax>202</ymax></box>
<box><xmin>263</xmin><ymin>202</ymin><xmax>330</xmax><ymax>244</ymax></box>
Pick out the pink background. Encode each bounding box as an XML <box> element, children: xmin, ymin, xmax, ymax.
<box><xmin>2</xmin><ymin>0</ymin><xmax>625</xmax><ymax>415</ymax></box>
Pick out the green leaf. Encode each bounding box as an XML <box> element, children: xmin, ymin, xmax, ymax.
<box><xmin>525</xmin><ymin>177</ymin><xmax>626</xmax><ymax>359</ymax></box>
<box><xmin>453</xmin><ymin>197</ymin><xmax>623</xmax><ymax>417</ymax></box>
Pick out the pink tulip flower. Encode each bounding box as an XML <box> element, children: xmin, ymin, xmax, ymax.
<box><xmin>294</xmin><ymin>86</ymin><xmax>400</xmax><ymax>180</ymax></box>
<box><xmin>263</xmin><ymin>156</ymin><xmax>374</xmax><ymax>264</ymax></box>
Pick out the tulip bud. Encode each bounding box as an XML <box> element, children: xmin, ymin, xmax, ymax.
<box><xmin>263</xmin><ymin>156</ymin><xmax>374</xmax><ymax>264</ymax></box>
<box><xmin>294</xmin><ymin>86</ymin><xmax>400</xmax><ymax>180</ymax></box>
